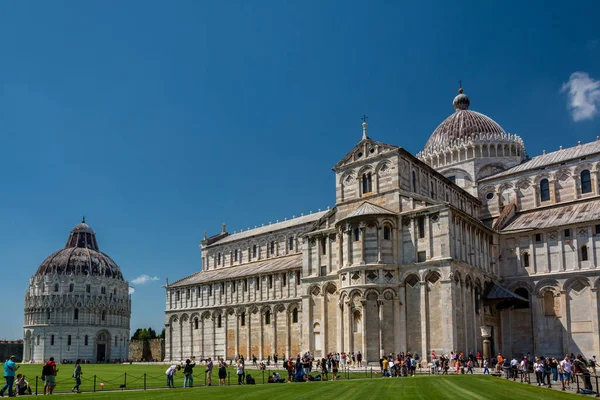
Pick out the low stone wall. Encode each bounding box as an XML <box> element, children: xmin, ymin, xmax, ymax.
<box><xmin>128</xmin><ymin>339</ymin><xmax>164</xmax><ymax>362</ymax></box>
<box><xmin>0</xmin><ymin>341</ymin><xmax>24</xmax><ymax>362</ymax></box>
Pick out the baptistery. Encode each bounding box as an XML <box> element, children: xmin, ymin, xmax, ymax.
<box><xmin>23</xmin><ymin>218</ymin><xmax>131</xmax><ymax>363</ymax></box>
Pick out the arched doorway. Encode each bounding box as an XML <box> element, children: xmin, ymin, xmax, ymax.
<box><xmin>95</xmin><ymin>331</ymin><xmax>111</xmax><ymax>363</ymax></box>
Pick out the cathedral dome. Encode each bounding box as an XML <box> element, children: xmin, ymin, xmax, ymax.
<box><xmin>423</xmin><ymin>89</ymin><xmax>507</xmax><ymax>154</ymax></box>
<box><xmin>35</xmin><ymin>218</ymin><xmax>124</xmax><ymax>280</ymax></box>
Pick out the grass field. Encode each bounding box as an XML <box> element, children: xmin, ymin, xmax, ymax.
<box><xmin>2</xmin><ymin>364</ymin><xmax>578</xmax><ymax>399</ymax></box>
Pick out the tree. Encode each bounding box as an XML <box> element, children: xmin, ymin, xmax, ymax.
<box><xmin>131</xmin><ymin>328</ymin><xmax>143</xmax><ymax>341</ymax></box>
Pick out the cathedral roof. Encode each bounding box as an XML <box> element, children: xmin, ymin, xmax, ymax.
<box><xmin>480</xmin><ymin>139</ymin><xmax>600</xmax><ymax>181</ymax></box>
<box><xmin>502</xmin><ymin>198</ymin><xmax>600</xmax><ymax>232</ymax></box>
<box><xmin>204</xmin><ymin>211</ymin><xmax>328</xmax><ymax>248</ymax></box>
<box><xmin>170</xmin><ymin>253</ymin><xmax>301</xmax><ymax>287</ymax></box>
<box><xmin>420</xmin><ymin>88</ymin><xmax>524</xmax><ymax>157</ymax></box>
<box><xmin>35</xmin><ymin>219</ymin><xmax>124</xmax><ymax>280</ymax></box>
<box><xmin>341</xmin><ymin>201</ymin><xmax>395</xmax><ymax>221</ymax></box>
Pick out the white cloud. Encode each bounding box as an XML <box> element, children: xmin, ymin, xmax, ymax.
<box><xmin>128</xmin><ymin>287</ymin><xmax>135</xmax><ymax>295</ymax></box>
<box><xmin>561</xmin><ymin>72</ymin><xmax>600</xmax><ymax>121</ymax></box>
<box><xmin>131</xmin><ymin>274</ymin><xmax>160</xmax><ymax>285</ymax></box>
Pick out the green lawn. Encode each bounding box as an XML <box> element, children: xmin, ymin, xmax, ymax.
<box><xmin>2</xmin><ymin>364</ymin><xmax>579</xmax><ymax>399</ymax></box>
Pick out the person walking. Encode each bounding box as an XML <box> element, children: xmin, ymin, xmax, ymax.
<box><xmin>205</xmin><ymin>358</ymin><xmax>213</xmax><ymax>386</ymax></box>
<box><xmin>1</xmin><ymin>355</ymin><xmax>19</xmax><ymax>397</ymax></box>
<box><xmin>483</xmin><ymin>359</ymin><xmax>489</xmax><ymax>374</ymax></box>
<box><xmin>183</xmin><ymin>359</ymin><xmax>196</xmax><ymax>388</ymax></box>
<box><xmin>71</xmin><ymin>359</ymin><xmax>82</xmax><ymax>393</ymax></box>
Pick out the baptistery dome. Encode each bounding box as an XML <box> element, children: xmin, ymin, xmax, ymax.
<box><xmin>35</xmin><ymin>219</ymin><xmax>123</xmax><ymax>279</ymax></box>
<box><xmin>23</xmin><ymin>218</ymin><xmax>131</xmax><ymax>364</ymax></box>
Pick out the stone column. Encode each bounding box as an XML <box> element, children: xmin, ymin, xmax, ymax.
<box><xmin>420</xmin><ymin>281</ymin><xmax>428</xmax><ymax>364</ymax></box>
<box><xmin>302</xmin><ymin>296</ymin><xmax>312</xmax><ymax>353</ymax></box>
<box><xmin>346</xmin><ymin>225</ymin><xmax>353</xmax><ymax>266</ymax></box>
<box><xmin>259</xmin><ymin>313</ymin><xmax>264</xmax><ymax>360</ymax></box>
<box><xmin>345</xmin><ymin>301</ymin><xmax>353</xmax><ymax>353</ymax></box>
<box><xmin>361</xmin><ymin>300</ymin><xmax>367</xmax><ymax>361</ymax></box>
<box><xmin>378</xmin><ymin>299</ymin><xmax>384</xmax><ymax>357</ymax></box>
<box><xmin>360</xmin><ymin>223</ymin><xmax>366</xmax><ymax>265</ymax></box>
<box><xmin>316</xmin><ymin>237</ymin><xmax>321</xmax><ymax>276</ymax></box>
<box><xmin>272</xmin><ymin>311</ymin><xmax>277</xmax><ymax>359</ymax></box>
<box><xmin>212</xmin><ymin>317</ymin><xmax>216</xmax><ymax>359</ymax></box>
<box><xmin>376</xmin><ymin>225</ymin><xmax>382</xmax><ymax>263</ymax></box>
<box><xmin>235</xmin><ymin>312</ymin><xmax>240</xmax><ymax>357</ymax></box>
<box><xmin>327</xmin><ymin>235</ymin><xmax>332</xmax><ymax>273</ymax></box>
<box><xmin>246</xmin><ymin>312</ymin><xmax>251</xmax><ymax>360</ymax></box>
<box><xmin>337</xmin><ymin>231</ymin><xmax>344</xmax><ymax>270</ymax></box>
<box><xmin>399</xmin><ymin>285</ymin><xmax>407</xmax><ymax>351</ymax></box>
<box><xmin>321</xmin><ymin>294</ymin><xmax>327</xmax><ymax>355</ymax></box>
<box><xmin>481</xmin><ymin>325</ymin><xmax>492</xmax><ymax>361</ymax></box>
<box><xmin>223</xmin><ymin>313</ymin><xmax>228</xmax><ymax>360</ymax></box>
<box><xmin>393</xmin><ymin>297</ymin><xmax>401</xmax><ymax>353</ymax></box>
<box><xmin>285</xmin><ymin>307</ymin><xmax>291</xmax><ymax>359</ymax></box>
<box><xmin>337</xmin><ymin>303</ymin><xmax>343</xmax><ymax>354</ymax></box>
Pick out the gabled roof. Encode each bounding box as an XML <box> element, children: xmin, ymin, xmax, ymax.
<box><xmin>502</xmin><ymin>198</ymin><xmax>600</xmax><ymax>232</ymax></box>
<box><xmin>484</xmin><ymin>283</ymin><xmax>528</xmax><ymax>301</ymax></box>
<box><xmin>341</xmin><ymin>201</ymin><xmax>396</xmax><ymax>221</ymax></box>
<box><xmin>169</xmin><ymin>254</ymin><xmax>302</xmax><ymax>287</ymax></box>
<box><xmin>204</xmin><ymin>211</ymin><xmax>328</xmax><ymax>248</ymax></box>
<box><xmin>481</xmin><ymin>139</ymin><xmax>600</xmax><ymax>181</ymax></box>
<box><xmin>333</xmin><ymin>137</ymin><xmax>399</xmax><ymax>171</ymax></box>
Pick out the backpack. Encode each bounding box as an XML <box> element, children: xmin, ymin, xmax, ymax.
<box><xmin>42</xmin><ymin>364</ymin><xmax>53</xmax><ymax>377</ymax></box>
<box><xmin>184</xmin><ymin>364</ymin><xmax>193</xmax><ymax>375</ymax></box>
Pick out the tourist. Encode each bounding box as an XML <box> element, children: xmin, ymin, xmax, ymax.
<box><xmin>236</xmin><ymin>360</ymin><xmax>244</xmax><ymax>385</ymax></box>
<box><xmin>165</xmin><ymin>364</ymin><xmax>177</xmax><ymax>388</ymax></box>
<box><xmin>205</xmin><ymin>358</ymin><xmax>213</xmax><ymax>386</ymax></box>
<box><xmin>332</xmin><ymin>358</ymin><xmax>339</xmax><ymax>380</ymax></box>
<box><xmin>483</xmin><ymin>359</ymin><xmax>489</xmax><ymax>374</ymax></box>
<box><xmin>466</xmin><ymin>359</ymin><xmax>474</xmax><ymax>374</ymax></box>
<box><xmin>589</xmin><ymin>356</ymin><xmax>597</xmax><ymax>375</ymax></box>
<box><xmin>573</xmin><ymin>354</ymin><xmax>593</xmax><ymax>392</ymax></box>
<box><xmin>534</xmin><ymin>357</ymin><xmax>544</xmax><ymax>386</ymax></box>
<box><xmin>71</xmin><ymin>359</ymin><xmax>82</xmax><ymax>393</ymax></box>
<box><xmin>510</xmin><ymin>357</ymin><xmax>518</xmax><ymax>378</ymax></box>
<box><xmin>15</xmin><ymin>374</ymin><xmax>31</xmax><ymax>396</ymax></box>
<box><xmin>357</xmin><ymin>351</ymin><xmax>362</xmax><ymax>367</ymax></box>
<box><xmin>1</xmin><ymin>355</ymin><xmax>19</xmax><ymax>397</ymax></box>
<box><xmin>274</xmin><ymin>353</ymin><xmax>278</xmax><ymax>367</ymax></box>
<box><xmin>183</xmin><ymin>358</ymin><xmax>196</xmax><ymax>388</ymax></box>
<box><xmin>218</xmin><ymin>359</ymin><xmax>227</xmax><ymax>386</ymax></box>
<box><xmin>43</xmin><ymin>357</ymin><xmax>57</xmax><ymax>395</ymax></box>
<box><xmin>560</xmin><ymin>355</ymin><xmax>572</xmax><ymax>390</ymax></box>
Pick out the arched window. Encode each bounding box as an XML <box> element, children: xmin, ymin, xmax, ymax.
<box><xmin>67</xmin><ymin>335</ymin><xmax>72</xmax><ymax>346</ymax></box>
<box><xmin>46</xmin><ymin>309</ymin><xmax>51</xmax><ymax>320</ymax></box>
<box><xmin>217</xmin><ymin>314</ymin><xmax>222</xmax><ymax>328</ymax></box>
<box><xmin>252</xmin><ymin>245</ymin><xmax>257</xmax><ymax>258</ymax></box>
<box><xmin>102</xmin><ymin>311</ymin><xmax>106</xmax><ymax>321</ymax></box>
<box><xmin>361</xmin><ymin>173</ymin><xmax>372</xmax><ymax>194</ymax></box>
<box><xmin>288</xmin><ymin>236</ymin><xmax>294</xmax><ymax>251</ymax></box>
<box><xmin>84</xmin><ymin>335</ymin><xmax>88</xmax><ymax>346</ymax></box>
<box><xmin>430</xmin><ymin>181</ymin><xmax>436</xmax><ymax>199</ymax></box>
<box><xmin>86</xmin><ymin>285</ymin><xmax>91</xmax><ymax>293</ymax></box>
<box><xmin>543</xmin><ymin>291</ymin><xmax>555</xmax><ymax>316</ymax></box>
<box><xmin>50</xmin><ymin>335</ymin><xmax>55</xmax><ymax>345</ymax></box>
<box><xmin>268</xmin><ymin>275</ymin><xmax>273</xmax><ymax>289</ymax></box>
<box><xmin>522</xmin><ymin>252</ymin><xmax>530</xmax><ymax>268</ymax></box>
<box><xmin>412</xmin><ymin>171</ymin><xmax>417</xmax><ymax>192</ymax></box>
<box><xmin>581</xmin><ymin>170</ymin><xmax>592</xmax><ymax>194</ymax></box>
<box><xmin>241</xmin><ymin>312</ymin><xmax>246</xmax><ymax>326</ymax></box>
<box><xmin>383</xmin><ymin>226</ymin><xmax>391</xmax><ymax>240</ymax></box>
<box><xmin>194</xmin><ymin>318</ymin><xmax>199</xmax><ymax>329</ymax></box>
<box><xmin>581</xmin><ymin>245</ymin><xmax>589</xmax><ymax>261</ymax></box>
<box><xmin>217</xmin><ymin>253</ymin><xmax>221</xmax><ymax>265</ymax></box>
<box><xmin>74</xmin><ymin>308</ymin><xmax>79</xmax><ymax>320</ymax></box>
<box><xmin>540</xmin><ymin>179</ymin><xmax>550</xmax><ymax>202</ymax></box>
<box><xmin>115</xmin><ymin>336</ymin><xmax>118</xmax><ymax>346</ymax></box>
<box><xmin>54</xmin><ymin>283</ymin><xmax>59</xmax><ymax>292</ymax></box>
<box><xmin>234</xmin><ymin>249</ymin><xmax>238</xmax><ymax>262</ymax></box>
<box><xmin>353</xmin><ymin>227</ymin><xmax>360</xmax><ymax>241</ymax></box>
<box><xmin>101</xmin><ymin>286</ymin><xmax>106</xmax><ymax>295</ymax></box>
<box><xmin>69</xmin><ymin>283</ymin><xmax>74</xmax><ymax>292</ymax></box>
<box><xmin>292</xmin><ymin>308</ymin><xmax>298</xmax><ymax>323</ymax></box>
<box><xmin>270</xmin><ymin>241</ymin><xmax>275</xmax><ymax>255</ymax></box>
<box><xmin>265</xmin><ymin>310</ymin><xmax>271</xmax><ymax>325</ymax></box>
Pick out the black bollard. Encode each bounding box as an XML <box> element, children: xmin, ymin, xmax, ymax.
<box><xmin>143</xmin><ymin>374</ymin><xmax>146</xmax><ymax>390</ymax></box>
<box><xmin>93</xmin><ymin>375</ymin><xmax>97</xmax><ymax>393</ymax></box>
<box><xmin>124</xmin><ymin>372</ymin><xmax>127</xmax><ymax>389</ymax></box>
<box><xmin>35</xmin><ymin>376</ymin><xmax>38</xmax><ymax>395</ymax></box>
<box><xmin>576</xmin><ymin>374</ymin><xmax>581</xmax><ymax>393</ymax></box>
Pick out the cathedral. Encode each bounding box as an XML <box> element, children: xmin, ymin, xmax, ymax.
<box><xmin>165</xmin><ymin>88</ymin><xmax>600</xmax><ymax>363</ymax></box>
<box><xmin>23</xmin><ymin>219</ymin><xmax>131</xmax><ymax>363</ymax></box>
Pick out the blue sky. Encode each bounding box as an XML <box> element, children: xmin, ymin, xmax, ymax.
<box><xmin>1</xmin><ymin>1</ymin><xmax>599</xmax><ymax>339</ymax></box>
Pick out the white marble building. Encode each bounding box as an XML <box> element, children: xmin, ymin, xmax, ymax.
<box><xmin>165</xmin><ymin>88</ymin><xmax>600</xmax><ymax>363</ymax></box>
<box><xmin>23</xmin><ymin>219</ymin><xmax>131</xmax><ymax>363</ymax></box>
